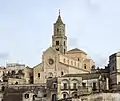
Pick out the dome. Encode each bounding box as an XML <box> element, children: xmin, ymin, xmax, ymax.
<box><xmin>67</xmin><ymin>48</ymin><xmax>87</xmax><ymax>55</ymax></box>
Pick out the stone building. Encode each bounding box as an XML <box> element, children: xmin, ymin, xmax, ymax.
<box><xmin>3</xmin><ymin>63</ymin><xmax>33</xmax><ymax>84</ymax></box>
<box><xmin>5</xmin><ymin>63</ymin><xmax>25</xmax><ymax>73</ymax></box>
<box><xmin>22</xmin><ymin>78</ymin><xmax>58</xmax><ymax>101</ymax></box>
<box><xmin>23</xmin><ymin>90</ymin><xmax>37</xmax><ymax>101</ymax></box>
<box><xmin>58</xmin><ymin>93</ymin><xmax>120</xmax><ymax>101</ymax></box>
<box><xmin>57</xmin><ymin>72</ymin><xmax>109</xmax><ymax>100</ymax></box>
<box><xmin>109</xmin><ymin>51</ymin><xmax>120</xmax><ymax>89</ymax></box>
<box><xmin>33</xmin><ymin>11</ymin><xmax>95</xmax><ymax>84</ymax></box>
<box><xmin>0</xmin><ymin>67</ymin><xmax>5</xmax><ymax>82</ymax></box>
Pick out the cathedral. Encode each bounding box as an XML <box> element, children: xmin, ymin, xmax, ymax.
<box><xmin>33</xmin><ymin>11</ymin><xmax>95</xmax><ymax>84</ymax></box>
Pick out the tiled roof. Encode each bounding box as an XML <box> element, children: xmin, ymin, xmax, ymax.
<box><xmin>67</xmin><ymin>48</ymin><xmax>87</xmax><ymax>55</ymax></box>
<box><xmin>56</xmin><ymin>15</ymin><xmax>64</xmax><ymax>24</ymax></box>
<box><xmin>63</xmin><ymin>72</ymin><xmax>108</xmax><ymax>80</ymax></box>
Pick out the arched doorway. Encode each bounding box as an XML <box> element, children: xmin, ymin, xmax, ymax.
<box><xmin>52</xmin><ymin>94</ymin><xmax>56</xmax><ymax>101</ymax></box>
<box><xmin>2</xmin><ymin>86</ymin><xmax>5</xmax><ymax>91</ymax></box>
<box><xmin>48</xmin><ymin>72</ymin><xmax>53</xmax><ymax>78</ymax></box>
<box><xmin>15</xmin><ymin>82</ymin><xmax>18</xmax><ymax>84</ymax></box>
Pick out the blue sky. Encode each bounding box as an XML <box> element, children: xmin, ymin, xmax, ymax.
<box><xmin>0</xmin><ymin>0</ymin><xmax>120</xmax><ymax>67</ymax></box>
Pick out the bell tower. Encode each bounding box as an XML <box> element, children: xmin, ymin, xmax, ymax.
<box><xmin>52</xmin><ymin>10</ymin><xmax>67</xmax><ymax>54</ymax></box>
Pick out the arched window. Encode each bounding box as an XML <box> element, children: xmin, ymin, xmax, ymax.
<box><xmin>62</xmin><ymin>79</ymin><xmax>69</xmax><ymax>90</ymax></box>
<box><xmin>48</xmin><ymin>72</ymin><xmax>53</xmax><ymax>78</ymax></box>
<box><xmin>1</xmin><ymin>86</ymin><xmax>5</xmax><ymax>91</ymax></box>
<box><xmin>64</xmin><ymin>41</ymin><xmax>65</xmax><ymax>46</ymax></box>
<box><xmin>24</xmin><ymin>94</ymin><xmax>29</xmax><ymax>99</ymax></box>
<box><xmin>63</xmin><ymin>83</ymin><xmax>67</xmax><ymax>89</ymax></box>
<box><xmin>53</xmin><ymin>83</ymin><xmax>57</xmax><ymax>89</ymax></box>
<box><xmin>11</xmin><ymin>70</ymin><xmax>15</xmax><ymax>75</ymax></box>
<box><xmin>72</xmin><ymin>79</ymin><xmax>79</xmax><ymax>89</ymax></box>
<box><xmin>67</xmin><ymin>59</ymin><xmax>69</xmax><ymax>64</ymax></box>
<box><xmin>71</xmin><ymin>61</ymin><xmax>73</xmax><ymax>65</ymax></box>
<box><xmin>56</xmin><ymin>41</ymin><xmax>59</xmax><ymax>45</ymax></box>
<box><xmin>63</xmin><ymin>58</ymin><xmax>66</xmax><ymax>63</ymax></box>
<box><xmin>61</xmin><ymin>71</ymin><xmax>64</xmax><ymax>76</ymax></box>
<box><xmin>38</xmin><ymin>73</ymin><xmax>40</xmax><ymax>78</ymax></box>
<box><xmin>74</xmin><ymin>62</ymin><xmax>76</xmax><ymax>66</ymax></box>
<box><xmin>84</xmin><ymin>64</ymin><xmax>86</xmax><ymax>69</ymax></box>
<box><xmin>73</xmin><ymin>83</ymin><xmax>77</xmax><ymax>89</ymax></box>
<box><xmin>15</xmin><ymin>82</ymin><xmax>18</xmax><ymax>84</ymax></box>
<box><xmin>52</xmin><ymin>94</ymin><xmax>56</xmax><ymax>101</ymax></box>
<box><xmin>64</xmin><ymin>49</ymin><xmax>65</xmax><ymax>54</ymax></box>
<box><xmin>57</xmin><ymin>28</ymin><xmax>59</xmax><ymax>32</ymax></box>
<box><xmin>56</xmin><ymin>48</ymin><xmax>59</xmax><ymax>51</ymax></box>
<box><xmin>62</xmin><ymin>93</ymin><xmax>69</xmax><ymax>99</ymax></box>
<box><xmin>33</xmin><ymin>95</ymin><xmax>37</xmax><ymax>100</ymax></box>
<box><xmin>72</xmin><ymin>92</ymin><xmax>77</xmax><ymax>97</ymax></box>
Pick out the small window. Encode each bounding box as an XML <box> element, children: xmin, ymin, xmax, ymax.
<box><xmin>67</xmin><ymin>59</ymin><xmax>69</xmax><ymax>64</ymax></box>
<box><xmin>63</xmin><ymin>58</ymin><xmax>66</xmax><ymax>63</ymax></box>
<box><xmin>25</xmin><ymin>94</ymin><xmax>29</xmax><ymax>99</ymax></box>
<box><xmin>63</xmin><ymin>83</ymin><xmax>67</xmax><ymax>89</ymax></box>
<box><xmin>11</xmin><ymin>70</ymin><xmax>15</xmax><ymax>75</ymax></box>
<box><xmin>2</xmin><ymin>86</ymin><xmax>5</xmax><ymax>91</ymax></box>
<box><xmin>64</xmin><ymin>49</ymin><xmax>65</xmax><ymax>54</ymax></box>
<box><xmin>63</xmin><ymin>94</ymin><xmax>66</xmax><ymax>99</ymax></box>
<box><xmin>74</xmin><ymin>62</ymin><xmax>76</xmax><ymax>66</ymax></box>
<box><xmin>64</xmin><ymin>41</ymin><xmax>65</xmax><ymax>46</ymax></box>
<box><xmin>73</xmin><ymin>83</ymin><xmax>77</xmax><ymax>89</ymax></box>
<box><xmin>56</xmin><ymin>41</ymin><xmax>59</xmax><ymax>45</ymax></box>
<box><xmin>56</xmin><ymin>48</ymin><xmax>59</xmax><ymax>51</ymax></box>
<box><xmin>74</xmin><ymin>93</ymin><xmax>77</xmax><ymax>97</ymax></box>
<box><xmin>71</xmin><ymin>61</ymin><xmax>73</xmax><ymax>65</ymax></box>
<box><xmin>38</xmin><ymin>73</ymin><xmax>40</xmax><ymax>77</ymax></box>
<box><xmin>52</xmin><ymin>94</ymin><xmax>56</xmax><ymax>101</ymax></box>
<box><xmin>15</xmin><ymin>82</ymin><xmax>18</xmax><ymax>84</ymax></box>
<box><xmin>44</xmin><ymin>94</ymin><xmax>47</xmax><ymax>97</ymax></box>
<box><xmin>84</xmin><ymin>64</ymin><xmax>86</xmax><ymax>69</ymax></box>
<box><xmin>53</xmin><ymin>83</ymin><xmax>56</xmax><ymax>89</ymax></box>
<box><xmin>61</xmin><ymin>71</ymin><xmax>64</xmax><ymax>76</ymax></box>
<box><xmin>57</xmin><ymin>28</ymin><xmax>59</xmax><ymax>32</ymax></box>
<box><xmin>33</xmin><ymin>95</ymin><xmax>37</xmax><ymax>100</ymax></box>
<box><xmin>82</xmin><ymin>83</ymin><xmax>86</xmax><ymax>87</ymax></box>
<box><xmin>78</xmin><ymin>58</ymin><xmax>79</xmax><ymax>61</ymax></box>
<box><xmin>93</xmin><ymin>82</ymin><xmax>97</xmax><ymax>91</ymax></box>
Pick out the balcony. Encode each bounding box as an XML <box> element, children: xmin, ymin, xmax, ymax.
<box><xmin>61</xmin><ymin>86</ymin><xmax>78</xmax><ymax>91</ymax></box>
<box><xmin>61</xmin><ymin>86</ymin><xmax>70</xmax><ymax>90</ymax></box>
<box><xmin>78</xmin><ymin>86</ymin><xmax>92</xmax><ymax>95</ymax></box>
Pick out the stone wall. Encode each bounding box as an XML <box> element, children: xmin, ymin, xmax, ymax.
<box><xmin>72</xmin><ymin>93</ymin><xmax>120</xmax><ymax>101</ymax></box>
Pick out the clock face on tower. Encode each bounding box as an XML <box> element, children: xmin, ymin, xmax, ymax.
<box><xmin>48</xmin><ymin>58</ymin><xmax>54</xmax><ymax>65</ymax></box>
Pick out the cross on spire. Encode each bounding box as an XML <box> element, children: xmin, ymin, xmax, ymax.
<box><xmin>59</xmin><ymin>9</ymin><xmax>60</xmax><ymax>16</ymax></box>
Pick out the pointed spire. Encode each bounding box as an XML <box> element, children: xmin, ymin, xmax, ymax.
<box><xmin>56</xmin><ymin>9</ymin><xmax>63</xmax><ymax>24</ymax></box>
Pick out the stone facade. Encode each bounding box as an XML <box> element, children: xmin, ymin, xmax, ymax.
<box><xmin>5</xmin><ymin>63</ymin><xmax>25</xmax><ymax>73</ymax></box>
<box><xmin>33</xmin><ymin>12</ymin><xmax>95</xmax><ymax>84</ymax></box>
<box><xmin>1</xmin><ymin>11</ymin><xmax>119</xmax><ymax>101</ymax></box>
<box><xmin>0</xmin><ymin>67</ymin><xmax>5</xmax><ymax>82</ymax></box>
<box><xmin>109</xmin><ymin>52</ymin><xmax>120</xmax><ymax>89</ymax></box>
<box><xmin>59</xmin><ymin>93</ymin><xmax>120</xmax><ymax>101</ymax></box>
<box><xmin>57</xmin><ymin>72</ymin><xmax>109</xmax><ymax>100</ymax></box>
<box><xmin>3</xmin><ymin>63</ymin><xmax>33</xmax><ymax>85</ymax></box>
